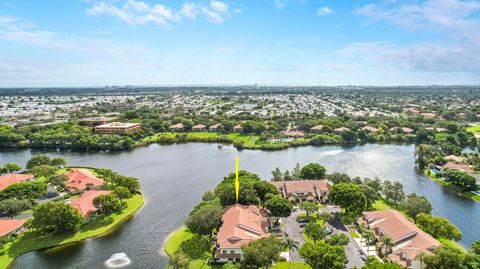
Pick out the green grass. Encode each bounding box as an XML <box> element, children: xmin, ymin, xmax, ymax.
<box><xmin>164</xmin><ymin>227</ymin><xmax>195</xmax><ymax>255</ymax></box>
<box><xmin>371</xmin><ymin>200</ymin><xmax>391</xmax><ymax>211</ymax></box>
<box><xmin>424</xmin><ymin>168</ymin><xmax>480</xmax><ymax>202</ymax></box>
<box><xmin>350</xmin><ymin>230</ymin><xmax>360</xmax><ymax>239</ymax></box>
<box><xmin>467</xmin><ymin>126</ymin><xmax>480</xmax><ymax>135</ymax></box>
<box><xmin>0</xmin><ymin>194</ymin><xmax>143</xmax><ymax>269</ymax></box>
<box><xmin>272</xmin><ymin>262</ymin><xmax>312</xmax><ymax>269</ymax></box>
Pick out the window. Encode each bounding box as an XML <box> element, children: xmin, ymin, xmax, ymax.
<box><xmin>222</xmin><ymin>250</ymin><xmax>227</xmax><ymax>254</ymax></box>
<box><xmin>230</xmin><ymin>250</ymin><xmax>234</xmax><ymax>254</ymax></box>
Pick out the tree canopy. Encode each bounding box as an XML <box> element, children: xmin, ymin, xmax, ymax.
<box><xmin>329</xmin><ymin>183</ymin><xmax>367</xmax><ymax>215</ymax></box>
<box><xmin>31</xmin><ymin>202</ymin><xmax>83</xmax><ymax>234</ymax></box>
<box><xmin>241</xmin><ymin>236</ymin><xmax>284</xmax><ymax>269</ymax></box>
<box><xmin>185</xmin><ymin>205</ymin><xmax>224</xmax><ymax>236</ymax></box>
<box><xmin>299</xmin><ymin>241</ymin><xmax>347</xmax><ymax>269</ymax></box>
<box><xmin>416</xmin><ymin>213</ymin><xmax>462</xmax><ymax>241</ymax></box>
<box><xmin>300</xmin><ymin>163</ymin><xmax>327</xmax><ymax>180</ymax></box>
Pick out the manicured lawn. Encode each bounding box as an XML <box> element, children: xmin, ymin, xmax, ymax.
<box><xmin>467</xmin><ymin>126</ymin><xmax>480</xmax><ymax>135</ymax></box>
<box><xmin>350</xmin><ymin>230</ymin><xmax>360</xmax><ymax>239</ymax></box>
<box><xmin>0</xmin><ymin>194</ymin><xmax>144</xmax><ymax>269</ymax></box>
<box><xmin>371</xmin><ymin>199</ymin><xmax>391</xmax><ymax>211</ymax></box>
<box><xmin>272</xmin><ymin>262</ymin><xmax>311</xmax><ymax>269</ymax></box>
<box><xmin>164</xmin><ymin>227</ymin><xmax>194</xmax><ymax>255</ymax></box>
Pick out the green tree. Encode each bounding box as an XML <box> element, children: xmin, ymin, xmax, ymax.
<box><xmin>424</xmin><ymin>244</ymin><xmax>474</xmax><ymax>269</ymax></box>
<box><xmin>254</xmin><ymin>181</ymin><xmax>278</xmax><ymax>206</ymax></box>
<box><xmin>47</xmin><ymin>173</ymin><xmax>68</xmax><ymax>191</ymax></box>
<box><xmin>325</xmin><ymin>233</ymin><xmax>350</xmax><ymax>246</ymax></box>
<box><xmin>299</xmin><ymin>202</ymin><xmax>318</xmax><ymax>218</ymax></box>
<box><xmin>185</xmin><ymin>205</ymin><xmax>223</xmax><ymax>236</ymax></box>
<box><xmin>400</xmin><ymin>193</ymin><xmax>432</xmax><ymax>223</ymax></box>
<box><xmin>284</xmin><ymin>237</ymin><xmax>299</xmax><ymax>269</ymax></box>
<box><xmin>222</xmin><ymin>262</ymin><xmax>237</xmax><ymax>269</ymax></box>
<box><xmin>0</xmin><ymin>199</ymin><xmax>31</xmax><ymax>218</ymax></box>
<box><xmin>51</xmin><ymin>157</ymin><xmax>67</xmax><ymax>167</ymax></box>
<box><xmin>30</xmin><ymin>165</ymin><xmax>59</xmax><ymax>178</ymax></box>
<box><xmin>241</xmin><ymin>236</ymin><xmax>284</xmax><ymax>269</ymax></box>
<box><xmin>329</xmin><ymin>183</ymin><xmax>367</xmax><ymax>215</ymax></box>
<box><xmin>26</xmin><ymin>155</ymin><xmax>52</xmax><ymax>169</ymax></box>
<box><xmin>379</xmin><ymin>236</ymin><xmax>395</xmax><ymax>255</ymax></box>
<box><xmin>300</xmin><ymin>163</ymin><xmax>327</xmax><ymax>180</ymax></box>
<box><xmin>304</xmin><ymin>222</ymin><xmax>327</xmax><ymax>243</ymax></box>
<box><xmin>318</xmin><ymin>212</ymin><xmax>335</xmax><ymax>223</ymax></box>
<box><xmin>0</xmin><ymin>181</ymin><xmax>47</xmax><ymax>200</ymax></box>
<box><xmin>31</xmin><ymin>202</ymin><xmax>83</xmax><ymax>234</ymax></box>
<box><xmin>113</xmin><ymin>186</ymin><xmax>131</xmax><ymax>201</ymax></box>
<box><xmin>170</xmin><ymin>251</ymin><xmax>190</xmax><ymax>269</ymax></box>
<box><xmin>264</xmin><ymin>195</ymin><xmax>292</xmax><ymax>226</ymax></box>
<box><xmin>1</xmin><ymin>163</ymin><xmax>22</xmax><ymax>174</ymax></box>
<box><xmin>109</xmin><ymin>175</ymin><xmax>141</xmax><ymax>193</ymax></box>
<box><xmin>341</xmin><ymin>130</ymin><xmax>357</xmax><ymax>142</ymax></box>
<box><xmin>93</xmin><ymin>194</ymin><xmax>123</xmax><ymax>215</ymax></box>
<box><xmin>271</xmin><ymin>167</ymin><xmax>283</xmax><ymax>182</ymax></box>
<box><xmin>291</xmin><ymin>162</ymin><xmax>302</xmax><ymax>180</ymax></box>
<box><xmin>299</xmin><ymin>241</ymin><xmax>346</xmax><ymax>269</ymax></box>
<box><xmin>202</xmin><ymin>190</ymin><xmax>216</xmax><ymax>202</ymax></box>
<box><xmin>416</xmin><ymin>213</ymin><xmax>462</xmax><ymax>241</ymax></box>
<box><xmin>359</xmin><ymin>260</ymin><xmax>408</xmax><ymax>269</ymax></box>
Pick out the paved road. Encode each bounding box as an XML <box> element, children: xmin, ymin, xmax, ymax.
<box><xmin>282</xmin><ymin>210</ymin><xmax>305</xmax><ymax>262</ymax></box>
<box><xmin>320</xmin><ymin>207</ymin><xmax>366</xmax><ymax>269</ymax></box>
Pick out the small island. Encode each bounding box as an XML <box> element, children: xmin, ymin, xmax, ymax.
<box><xmin>164</xmin><ymin>163</ymin><xmax>479</xmax><ymax>269</ymax></box>
<box><xmin>0</xmin><ymin>155</ymin><xmax>144</xmax><ymax>269</ymax></box>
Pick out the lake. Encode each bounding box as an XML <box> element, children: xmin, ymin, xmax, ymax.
<box><xmin>1</xmin><ymin>143</ymin><xmax>478</xmax><ymax>269</ymax></box>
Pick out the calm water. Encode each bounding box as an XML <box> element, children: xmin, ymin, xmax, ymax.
<box><xmin>1</xmin><ymin>143</ymin><xmax>478</xmax><ymax>269</ymax></box>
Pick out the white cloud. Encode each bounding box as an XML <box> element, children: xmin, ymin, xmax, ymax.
<box><xmin>86</xmin><ymin>0</ymin><xmax>233</xmax><ymax>27</ymax></box>
<box><xmin>347</xmin><ymin>0</ymin><xmax>480</xmax><ymax>74</ymax></box>
<box><xmin>180</xmin><ymin>3</ymin><xmax>199</xmax><ymax>19</ymax></box>
<box><xmin>275</xmin><ymin>0</ymin><xmax>287</xmax><ymax>9</ymax></box>
<box><xmin>316</xmin><ymin>6</ymin><xmax>333</xmax><ymax>16</ymax></box>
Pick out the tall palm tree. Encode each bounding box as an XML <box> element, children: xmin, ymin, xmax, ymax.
<box><xmin>283</xmin><ymin>237</ymin><xmax>299</xmax><ymax>269</ymax></box>
<box><xmin>379</xmin><ymin>235</ymin><xmax>395</xmax><ymax>256</ymax></box>
<box><xmin>363</xmin><ymin>230</ymin><xmax>376</xmax><ymax>255</ymax></box>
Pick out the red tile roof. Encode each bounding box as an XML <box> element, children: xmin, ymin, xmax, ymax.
<box><xmin>69</xmin><ymin>190</ymin><xmax>111</xmax><ymax>217</ymax></box>
<box><xmin>360</xmin><ymin>209</ymin><xmax>440</xmax><ymax>262</ymax></box>
<box><xmin>271</xmin><ymin>180</ymin><xmax>330</xmax><ymax>198</ymax></box>
<box><xmin>65</xmin><ymin>169</ymin><xmax>105</xmax><ymax>191</ymax></box>
<box><xmin>0</xmin><ymin>219</ymin><xmax>26</xmax><ymax>236</ymax></box>
<box><xmin>0</xmin><ymin>174</ymin><xmax>34</xmax><ymax>190</ymax></box>
<box><xmin>216</xmin><ymin>204</ymin><xmax>269</xmax><ymax>251</ymax></box>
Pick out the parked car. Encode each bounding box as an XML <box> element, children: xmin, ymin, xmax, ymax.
<box><xmin>299</xmin><ymin>222</ymin><xmax>307</xmax><ymax>228</ymax></box>
<box><xmin>325</xmin><ymin>226</ymin><xmax>333</xmax><ymax>234</ymax></box>
<box><xmin>297</xmin><ymin>218</ymin><xmax>308</xmax><ymax>223</ymax></box>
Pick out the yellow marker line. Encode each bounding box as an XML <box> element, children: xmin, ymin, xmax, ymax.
<box><xmin>235</xmin><ymin>156</ymin><xmax>239</xmax><ymax>203</ymax></box>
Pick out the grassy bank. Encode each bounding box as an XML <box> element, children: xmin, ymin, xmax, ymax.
<box><xmin>467</xmin><ymin>126</ymin><xmax>480</xmax><ymax>135</ymax></box>
<box><xmin>164</xmin><ymin>227</ymin><xmax>311</xmax><ymax>269</ymax></box>
<box><xmin>0</xmin><ymin>194</ymin><xmax>144</xmax><ymax>269</ymax></box>
<box><xmin>423</xmin><ymin>169</ymin><xmax>480</xmax><ymax>202</ymax></box>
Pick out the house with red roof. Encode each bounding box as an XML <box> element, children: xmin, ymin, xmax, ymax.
<box><xmin>0</xmin><ymin>219</ymin><xmax>26</xmax><ymax>236</ymax></box>
<box><xmin>0</xmin><ymin>174</ymin><xmax>34</xmax><ymax>190</ymax></box>
<box><xmin>68</xmin><ymin>190</ymin><xmax>111</xmax><ymax>218</ymax></box>
<box><xmin>214</xmin><ymin>204</ymin><xmax>269</xmax><ymax>263</ymax></box>
<box><xmin>271</xmin><ymin>180</ymin><xmax>331</xmax><ymax>203</ymax></box>
<box><xmin>358</xmin><ymin>209</ymin><xmax>441</xmax><ymax>269</ymax></box>
<box><xmin>65</xmin><ymin>169</ymin><xmax>105</xmax><ymax>191</ymax></box>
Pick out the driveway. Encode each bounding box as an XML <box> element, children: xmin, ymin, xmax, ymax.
<box><xmin>320</xmin><ymin>207</ymin><xmax>366</xmax><ymax>269</ymax></box>
<box><xmin>282</xmin><ymin>210</ymin><xmax>305</xmax><ymax>262</ymax></box>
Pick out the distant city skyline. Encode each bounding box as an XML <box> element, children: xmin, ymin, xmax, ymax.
<box><xmin>1</xmin><ymin>0</ymin><xmax>480</xmax><ymax>87</ymax></box>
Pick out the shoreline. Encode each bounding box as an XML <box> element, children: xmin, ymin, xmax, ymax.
<box><xmin>423</xmin><ymin>169</ymin><xmax>480</xmax><ymax>202</ymax></box>
<box><xmin>0</xmin><ymin>194</ymin><xmax>144</xmax><ymax>269</ymax></box>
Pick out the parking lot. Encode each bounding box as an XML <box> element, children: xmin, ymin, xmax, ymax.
<box><xmin>282</xmin><ymin>206</ymin><xmax>366</xmax><ymax>268</ymax></box>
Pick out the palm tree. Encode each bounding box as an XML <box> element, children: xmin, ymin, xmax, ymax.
<box><xmin>357</xmin><ymin>223</ymin><xmax>367</xmax><ymax>248</ymax></box>
<box><xmin>283</xmin><ymin>237</ymin><xmax>299</xmax><ymax>269</ymax></box>
<box><xmin>379</xmin><ymin>235</ymin><xmax>395</xmax><ymax>256</ymax></box>
<box><xmin>363</xmin><ymin>230</ymin><xmax>376</xmax><ymax>255</ymax></box>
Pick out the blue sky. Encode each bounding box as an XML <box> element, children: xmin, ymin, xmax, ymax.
<box><xmin>1</xmin><ymin>0</ymin><xmax>480</xmax><ymax>87</ymax></box>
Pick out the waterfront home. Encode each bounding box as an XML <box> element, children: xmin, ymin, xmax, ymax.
<box><xmin>94</xmin><ymin>122</ymin><xmax>140</xmax><ymax>134</ymax></box>
<box><xmin>271</xmin><ymin>180</ymin><xmax>330</xmax><ymax>203</ymax></box>
<box><xmin>192</xmin><ymin>124</ymin><xmax>206</xmax><ymax>132</ymax></box>
<box><xmin>435</xmin><ymin>127</ymin><xmax>447</xmax><ymax>133</ymax></box>
<box><xmin>0</xmin><ymin>219</ymin><xmax>26</xmax><ymax>236</ymax></box>
<box><xmin>233</xmin><ymin>124</ymin><xmax>243</xmax><ymax>133</ymax></box>
<box><xmin>361</xmin><ymin>126</ymin><xmax>379</xmax><ymax>133</ymax></box>
<box><xmin>214</xmin><ymin>204</ymin><xmax>269</xmax><ymax>263</ymax></box>
<box><xmin>389</xmin><ymin>127</ymin><xmax>414</xmax><ymax>134</ymax></box>
<box><xmin>67</xmin><ymin>190</ymin><xmax>111</xmax><ymax>218</ymax></box>
<box><xmin>0</xmin><ymin>173</ymin><xmax>34</xmax><ymax>190</ymax></box>
<box><xmin>169</xmin><ymin>123</ymin><xmax>185</xmax><ymax>132</ymax></box>
<box><xmin>65</xmin><ymin>169</ymin><xmax>105</xmax><ymax>191</ymax></box>
<box><xmin>442</xmin><ymin>162</ymin><xmax>475</xmax><ymax>174</ymax></box>
<box><xmin>333</xmin><ymin>127</ymin><xmax>350</xmax><ymax>133</ymax></box>
<box><xmin>309</xmin><ymin>125</ymin><xmax>324</xmax><ymax>133</ymax></box>
<box><xmin>358</xmin><ymin>209</ymin><xmax>440</xmax><ymax>269</ymax></box>
<box><xmin>209</xmin><ymin>124</ymin><xmax>221</xmax><ymax>132</ymax></box>
<box><xmin>282</xmin><ymin>131</ymin><xmax>305</xmax><ymax>138</ymax></box>
<box><xmin>420</xmin><ymin>112</ymin><xmax>436</xmax><ymax>119</ymax></box>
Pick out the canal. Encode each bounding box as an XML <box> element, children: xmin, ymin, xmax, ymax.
<box><xmin>1</xmin><ymin>143</ymin><xmax>478</xmax><ymax>269</ymax></box>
